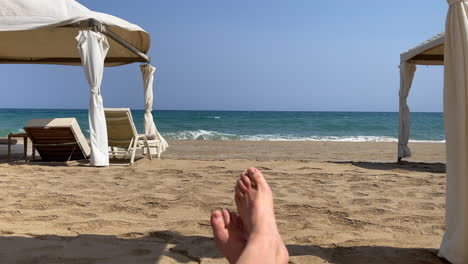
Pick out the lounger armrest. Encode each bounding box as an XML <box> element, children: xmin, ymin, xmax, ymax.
<box><xmin>137</xmin><ymin>134</ymin><xmax>148</xmax><ymax>140</ymax></box>
<box><xmin>0</xmin><ymin>138</ymin><xmax>17</xmax><ymax>145</ymax></box>
<box><xmin>138</xmin><ymin>134</ymin><xmax>160</xmax><ymax>143</ymax></box>
<box><xmin>145</xmin><ymin>134</ymin><xmax>157</xmax><ymax>140</ymax></box>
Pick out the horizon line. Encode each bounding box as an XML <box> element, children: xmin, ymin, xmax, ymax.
<box><xmin>0</xmin><ymin>108</ymin><xmax>444</xmax><ymax>113</ymax></box>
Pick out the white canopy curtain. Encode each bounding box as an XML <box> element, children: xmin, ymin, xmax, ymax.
<box><xmin>141</xmin><ymin>64</ymin><xmax>158</xmax><ymax>136</ymax></box>
<box><xmin>140</xmin><ymin>64</ymin><xmax>169</xmax><ymax>156</ymax></box>
<box><xmin>398</xmin><ymin>62</ymin><xmax>416</xmax><ymax>159</ymax></box>
<box><xmin>439</xmin><ymin>0</ymin><xmax>468</xmax><ymax>262</ymax></box>
<box><xmin>76</xmin><ymin>30</ymin><xmax>110</xmax><ymax>166</ymax></box>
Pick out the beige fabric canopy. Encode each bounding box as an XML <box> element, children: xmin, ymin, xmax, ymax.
<box><xmin>400</xmin><ymin>33</ymin><xmax>444</xmax><ymax>66</ymax></box>
<box><xmin>0</xmin><ymin>0</ymin><xmax>150</xmax><ymax>66</ymax></box>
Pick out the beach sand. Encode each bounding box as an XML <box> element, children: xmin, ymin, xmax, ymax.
<box><xmin>0</xmin><ymin>140</ymin><xmax>447</xmax><ymax>263</ymax></box>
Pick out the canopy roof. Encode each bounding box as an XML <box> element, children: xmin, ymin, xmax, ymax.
<box><xmin>400</xmin><ymin>33</ymin><xmax>444</xmax><ymax>65</ymax></box>
<box><xmin>0</xmin><ymin>0</ymin><xmax>150</xmax><ymax>66</ymax></box>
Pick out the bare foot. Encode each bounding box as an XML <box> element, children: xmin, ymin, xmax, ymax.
<box><xmin>210</xmin><ymin>209</ymin><xmax>247</xmax><ymax>264</ymax></box>
<box><xmin>235</xmin><ymin>167</ymin><xmax>289</xmax><ymax>264</ymax></box>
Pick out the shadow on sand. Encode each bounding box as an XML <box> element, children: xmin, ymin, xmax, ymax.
<box><xmin>287</xmin><ymin>244</ymin><xmax>449</xmax><ymax>264</ymax></box>
<box><xmin>0</xmin><ymin>156</ymin><xmax>146</xmax><ymax>167</ymax></box>
<box><xmin>329</xmin><ymin>161</ymin><xmax>446</xmax><ymax>174</ymax></box>
<box><xmin>0</xmin><ymin>231</ymin><xmax>218</xmax><ymax>264</ymax></box>
<box><xmin>0</xmin><ymin>231</ymin><xmax>448</xmax><ymax>264</ymax></box>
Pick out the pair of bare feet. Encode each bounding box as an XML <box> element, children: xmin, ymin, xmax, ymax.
<box><xmin>210</xmin><ymin>167</ymin><xmax>289</xmax><ymax>264</ymax></box>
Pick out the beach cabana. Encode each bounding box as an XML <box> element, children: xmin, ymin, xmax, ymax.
<box><xmin>398</xmin><ymin>33</ymin><xmax>444</xmax><ymax>160</ymax></box>
<box><xmin>398</xmin><ymin>1</ymin><xmax>468</xmax><ymax>262</ymax></box>
<box><xmin>0</xmin><ymin>0</ymin><xmax>168</xmax><ymax>166</ymax></box>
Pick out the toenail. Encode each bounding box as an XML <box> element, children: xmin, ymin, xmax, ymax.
<box><xmin>213</xmin><ymin>213</ymin><xmax>220</xmax><ymax>219</ymax></box>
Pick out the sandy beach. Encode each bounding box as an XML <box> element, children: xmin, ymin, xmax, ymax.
<box><xmin>0</xmin><ymin>140</ymin><xmax>447</xmax><ymax>263</ymax></box>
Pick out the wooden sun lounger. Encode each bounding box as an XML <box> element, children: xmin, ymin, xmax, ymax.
<box><xmin>24</xmin><ymin>118</ymin><xmax>90</xmax><ymax>162</ymax></box>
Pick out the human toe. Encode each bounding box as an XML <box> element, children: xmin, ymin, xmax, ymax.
<box><xmin>221</xmin><ymin>209</ymin><xmax>231</xmax><ymax>226</ymax></box>
<box><xmin>246</xmin><ymin>167</ymin><xmax>267</xmax><ymax>189</ymax></box>
<box><xmin>240</xmin><ymin>174</ymin><xmax>252</xmax><ymax>190</ymax></box>
<box><xmin>211</xmin><ymin>210</ymin><xmax>228</xmax><ymax>241</ymax></box>
<box><xmin>237</xmin><ymin>179</ymin><xmax>248</xmax><ymax>193</ymax></box>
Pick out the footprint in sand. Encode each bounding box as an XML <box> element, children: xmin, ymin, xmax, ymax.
<box><xmin>427</xmin><ymin>192</ymin><xmax>445</xmax><ymax>198</ymax></box>
<box><xmin>157</xmin><ymin>169</ymin><xmax>184</xmax><ymax>175</ymax></box>
<box><xmin>204</xmin><ymin>166</ymin><xmax>226</xmax><ymax>170</ymax></box>
<box><xmin>30</xmin><ymin>215</ymin><xmax>59</xmax><ymax>221</ymax></box>
<box><xmin>355</xmin><ymin>208</ymin><xmax>387</xmax><ymax>215</ymax></box>
<box><xmin>256</xmin><ymin>166</ymin><xmax>272</xmax><ymax>171</ymax></box>
<box><xmin>297</xmin><ymin>167</ymin><xmax>322</xmax><ymax>171</ymax></box>
<box><xmin>413</xmin><ymin>202</ymin><xmax>439</xmax><ymax>211</ymax></box>
<box><xmin>353</xmin><ymin>192</ymin><xmax>370</xmax><ymax>197</ymax></box>
<box><xmin>352</xmin><ymin>199</ymin><xmax>373</xmax><ymax>206</ymax></box>
<box><xmin>374</xmin><ymin>198</ymin><xmax>392</xmax><ymax>204</ymax></box>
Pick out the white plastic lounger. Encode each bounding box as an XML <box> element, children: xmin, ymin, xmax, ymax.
<box><xmin>24</xmin><ymin>118</ymin><xmax>90</xmax><ymax>161</ymax></box>
<box><xmin>143</xmin><ymin>133</ymin><xmax>163</xmax><ymax>158</ymax></box>
<box><xmin>104</xmin><ymin>108</ymin><xmax>152</xmax><ymax>165</ymax></box>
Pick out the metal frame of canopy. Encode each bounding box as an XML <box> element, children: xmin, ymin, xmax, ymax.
<box><xmin>0</xmin><ymin>18</ymin><xmax>150</xmax><ymax>65</ymax></box>
<box><xmin>72</xmin><ymin>18</ymin><xmax>150</xmax><ymax>63</ymax></box>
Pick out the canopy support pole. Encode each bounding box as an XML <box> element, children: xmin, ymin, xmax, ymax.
<box><xmin>101</xmin><ymin>28</ymin><xmax>150</xmax><ymax>63</ymax></box>
<box><xmin>87</xmin><ymin>18</ymin><xmax>150</xmax><ymax>63</ymax></box>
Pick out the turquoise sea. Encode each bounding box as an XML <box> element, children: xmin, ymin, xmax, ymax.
<box><xmin>0</xmin><ymin>109</ymin><xmax>445</xmax><ymax>143</ymax></box>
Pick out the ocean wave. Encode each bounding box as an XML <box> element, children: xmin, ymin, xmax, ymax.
<box><xmin>0</xmin><ymin>127</ymin><xmax>445</xmax><ymax>143</ymax></box>
<box><xmin>0</xmin><ymin>128</ymin><xmax>25</xmax><ymax>137</ymax></box>
<box><xmin>164</xmin><ymin>130</ymin><xmax>239</xmax><ymax>140</ymax></box>
<box><xmin>162</xmin><ymin>130</ymin><xmax>445</xmax><ymax>143</ymax></box>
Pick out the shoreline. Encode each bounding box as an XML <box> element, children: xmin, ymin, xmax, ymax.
<box><xmin>2</xmin><ymin>139</ymin><xmax>446</xmax><ymax>163</ymax></box>
<box><xmin>162</xmin><ymin>140</ymin><xmax>446</xmax><ymax>163</ymax></box>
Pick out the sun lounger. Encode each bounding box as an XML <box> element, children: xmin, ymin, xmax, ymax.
<box><xmin>24</xmin><ymin>118</ymin><xmax>90</xmax><ymax>161</ymax></box>
<box><xmin>1</xmin><ymin>137</ymin><xmax>17</xmax><ymax>161</ymax></box>
<box><xmin>0</xmin><ymin>138</ymin><xmax>17</xmax><ymax>145</ymax></box>
<box><xmin>143</xmin><ymin>133</ymin><xmax>164</xmax><ymax>158</ymax></box>
<box><xmin>104</xmin><ymin>108</ymin><xmax>152</xmax><ymax>165</ymax></box>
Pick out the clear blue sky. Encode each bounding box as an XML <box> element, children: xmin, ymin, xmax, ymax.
<box><xmin>0</xmin><ymin>0</ymin><xmax>446</xmax><ymax>112</ymax></box>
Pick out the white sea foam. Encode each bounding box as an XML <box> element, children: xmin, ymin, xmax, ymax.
<box><xmin>163</xmin><ymin>130</ymin><xmax>445</xmax><ymax>143</ymax></box>
<box><xmin>0</xmin><ymin>128</ymin><xmax>24</xmax><ymax>136</ymax></box>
